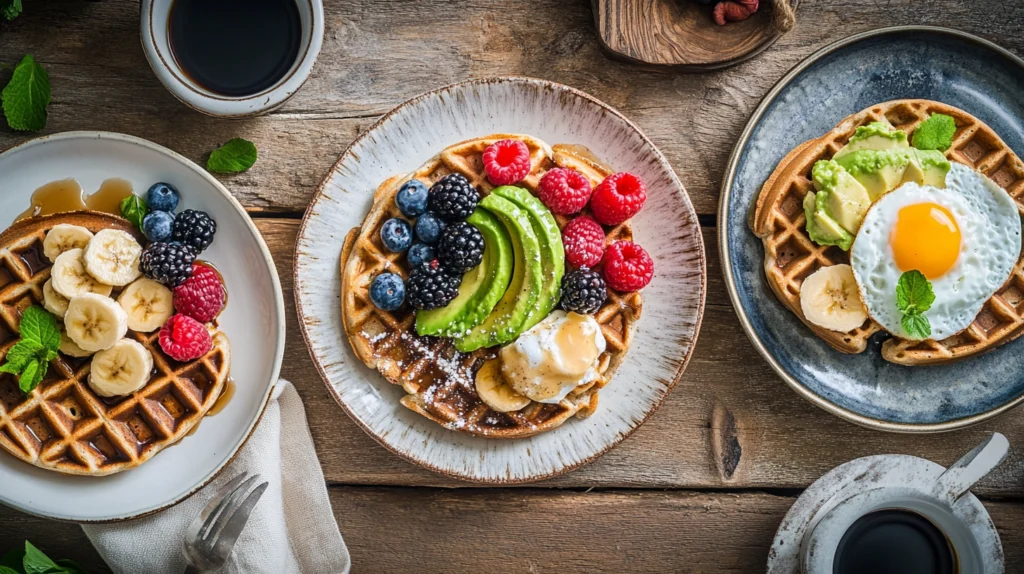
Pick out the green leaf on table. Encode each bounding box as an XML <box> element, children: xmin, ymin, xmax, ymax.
<box><xmin>119</xmin><ymin>194</ymin><xmax>147</xmax><ymax>230</ymax></box>
<box><xmin>207</xmin><ymin>138</ymin><xmax>258</xmax><ymax>174</ymax></box>
<box><xmin>54</xmin><ymin>560</ymin><xmax>85</xmax><ymax>574</ymax></box>
<box><xmin>0</xmin><ymin>567</ymin><xmax>21</xmax><ymax>574</ymax></box>
<box><xmin>22</xmin><ymin>542</ymin><xmax>62</xmax><ymax>574</ymax></box>
<box><xmin>912</xmin><ymin>113</ymin><xmax>956</xmax><ymax>151</ymax></box>
<box><xmin>1</xmin><ymin>0</ymin><xmax>22</xmax><ymax>21</ymax></box>
<box><xmin>0</xmin><ymin>548</ymin><xmax>23</xmax><ymax>573</ymax></box>
<box><xmin>1</xmin><ymin>54</ymin><xmax>50</xmax><ymax>132</ymax></box>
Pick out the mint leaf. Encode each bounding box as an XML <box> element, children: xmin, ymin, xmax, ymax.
<box><xmin>912</xmin><ymin>113</ymin><xmax>956</xmax><ymax>151</ymax></box>
<box><xmin>19</xmin><ymin>306</ymin><xmax>59</xmax><ymax>352</ymax></box>
<box><xmin>54</xmin><ymin>560</ymin><xmax>85</xmax><ymax>574</ymax></box>
<box><xmin>207</xmin><ymin>138</ymin><xmax>257</xmax><ymax>174</ymax></box>
<box><xmin>902</xmin><ymin>313</ymin><xmax>931</xmax><ymax>339</ymax></box>
<box><xmin>0</xmin><ymin>548</ymin><xmax>22</xmax><ymax>572</ymax></box>
<box><xmin>22</xmin><ymin>542</ymin><xmax>63</xmax><ymax>574</ymax></box>
<box><xmin>0</xmin><ymin>567</ymin><xmax>20</xmax><ymax>574</ymax></box>
<box><xmin>1</xmin><ymin>0</ymin><xmax>22</xmax><ymax>21</ymax></box>
<box><xmin>17</xmin><ymin>359</ymin><xmax>41</xmax><ymax>393</ymax></box>
<box><xmin>895</xmin><ymin>270</ymin><xmax>935</xmax><ymax>315</ymax></box>
<box><xmin>2</xmin><ymin>340</ymin><xmax>37</xmax><ymax>372</ymax></box>
<box><xmin>119</xmin><ymin>194</ymin><xmax>147</xmax><ymax>230</ymax></box>
<box><xmin>1</xmin><ymin>55</ymin><xmax>50</xmax><ymax>132</ymax></box>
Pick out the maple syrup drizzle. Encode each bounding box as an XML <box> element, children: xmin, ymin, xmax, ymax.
<box><xmin>17</xmin><ymin>178</ymin><xmax>134</xmax><ymax>221</ymax></box>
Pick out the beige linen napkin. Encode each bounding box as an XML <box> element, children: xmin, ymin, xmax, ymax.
<box><xmin>82</xmin><ymin>380</ymin><xmax>350</xmax><ymax>574</ymax></box>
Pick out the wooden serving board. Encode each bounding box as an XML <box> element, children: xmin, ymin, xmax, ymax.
<box><xmin>591</xmin><ymin>0</ymin><xmax>799</xmax><ymax>70</ymax></box>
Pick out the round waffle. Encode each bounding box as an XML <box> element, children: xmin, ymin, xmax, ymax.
<box><xmin>752</xmin><ymin>100</ymin><xmax>1024</xmax><ymax>365</ymax></box>
<box><xmin>340</xmin><ymin>134</ymin><xmax>642</xmax><ymax>438</ymax></box>
<box><xmin>0</xmin><ymin>212</ymin><xmax>231</xmax><ymax>475</ymax></box>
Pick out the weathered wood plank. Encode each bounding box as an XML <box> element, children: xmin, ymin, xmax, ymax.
<box><xmin>257</xmin><ymin>219</ymin><xmax>1024</xmax><ymax>493</ymax></box>
<box><xmin>0</xmin><ymin>1</ymin><xmax>1022</xmax><ymax>215</ymax></box>
<box><xmin>6</xmin><ymin>488</ymin><xmax>1024</xmax><ymax>573</ymax></box>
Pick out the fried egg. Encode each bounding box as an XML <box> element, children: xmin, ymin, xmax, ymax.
<box><xmin>850</xmin><ymin>163</ymin><xmax>1021</xmax><ymax>340</ymax></box>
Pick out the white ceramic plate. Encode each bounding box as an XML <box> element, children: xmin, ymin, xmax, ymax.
<box><xmin>0</xmin><ymin>132</ymin><xmax>284</xmax><ymax>521</ymax></box>
<box><xmin>295</xmin><ymin>77</ymin><xmax>705</xmax><ymax>483</ymax></box>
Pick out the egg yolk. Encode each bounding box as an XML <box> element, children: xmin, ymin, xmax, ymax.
<box><xmin>890</xmin><ymin>202</ymin><xmax>961</xmax><ymax>279</ymax></box>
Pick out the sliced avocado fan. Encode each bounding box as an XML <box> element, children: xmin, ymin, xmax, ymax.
<box><xmin>415</xmin><ymin>208</ymin><xmax>513</xmax><ymax>338</ymax></box>
<box><xmin>490</xmin><ymin>186</ymin><xmax>564</xmax><ymax>333</ymax></box>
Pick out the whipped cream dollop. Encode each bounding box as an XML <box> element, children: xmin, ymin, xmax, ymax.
<box><xmin>499</xmin><ymin>311</ymin><xmax>606</xmax><ymax>404</ymax></box>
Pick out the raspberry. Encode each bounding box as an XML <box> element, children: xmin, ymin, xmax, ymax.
<box><xmin>590</xmin><ymin>172</ymin><xmax>647</xmax><ymax>226</ymax></box>
<box><xmin>562</xmin><ymin>216</ymin><xmax>605</xmax><ymax>268</ymax></box>
<box><xmin>537</xmin><ymin>168</ymin><xmax>592</xmax><ymax>215</ymax></box>
<box><xmin>173</xmin><ymin>263</ymin><xmax>226</xmax><ymax>323</ymax></box>
<box><xmin>159</xmin><ymin>314</ymin><xmax>213</xmax><ymax>361</ymax></box>
<box><xmin>482</xmin><ymin>139</ymin><xmax>531</xmax><ymax>186</ymax></box>
<box><xmin>602</xmin><ymin>241</ymin><xmax>654</xmax><ymax>292</ymax></box>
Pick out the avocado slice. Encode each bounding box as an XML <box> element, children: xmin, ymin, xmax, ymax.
<box><xmin>490</xmin><ymin>186</ymin><xmax>564</xmax><ymax>332</ymax></box>
<box><xmin>454</xmin><ymin>194</ymin><xmax>543</xmax><ymax>353</ymax></box>
<box><xmin>833</xmin><ymin>121</ymin><xmax>909</xmax><ymax>159</ymax></box>
<box><xmin>811</xmin><ymin>160</ymin><xmax>871</xmax><ymax>234</ymax></box>
<box><xmin>913</xmin><ymin>149</ymin><xmax>951</xmax><ymax>187</ymax></box>
<box><xmin>804</xmin><ymin>192</ymin><xmax>853</xmax><ymax>251</ymax></box>
<box><xmin>836</xmin><ymin>148</ymin><xmax>915</xmax><ymax>200</ymax></box>
<box><xmin>415</xmin><ymin>209</ymin><xmax>513</xmax><ymax>338</ymax></box>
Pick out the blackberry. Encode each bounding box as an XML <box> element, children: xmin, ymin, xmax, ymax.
<box><xmin>172</xmin><ymin>209</ymin><xmax>217</xmax><ymax>253</ymax></box>
<box><xmin>560</xmin><ymin>268</ymin><xmax>607</xmax><ymax>314</ymax></box>
<box><xmin>428</xmin><ymin>174</ymin><xmax>479</xmax><ymax>222</ymax></box>
<box><xmin>140</xmin><ymin>242</ymin><xmax>197</xmax><ymax>287</ymax></box>
<box><xmin>406</xmin><ymin>260</ymin><xmax>461</xmax><ymax>310</ymax></box>
<box><xmin>437</xmin><ymin>222</ymin><xmax>484</xmax><ymax>273</ymax></box>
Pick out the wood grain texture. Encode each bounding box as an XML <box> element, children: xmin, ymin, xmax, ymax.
<box><xmin>260</xmin><ymin>219</ymin><xmax>1024</xmax><ymax>494</ymax></box>
<box><xmin>0</xmin><ymin>1</ymin><xmax>1022</xmax><ymax>217</ymax></box>
<box><xmin>592</xmin><ymin>0</ymin><xmax>797</xmax><ymax>69</ymax></box>
<box><xmin>6</xmin><ymin>487</ymin><xmax>1024</xmax><ymax>573</ymax></box>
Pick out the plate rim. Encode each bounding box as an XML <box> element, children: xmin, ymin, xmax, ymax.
<box><xmin>717</xmin><ymin>26</ymin><xmax>1024</xmax><ymax>433</ymax></box>
<box><xmin>0</xmin><ymin>131</ymin><xmax>285</xmax><ymax>522</ymax></box>
<box><xmin>294</xmin><ymin>75</ymin><xmax>707</xmax><ymax>483</ymax></box>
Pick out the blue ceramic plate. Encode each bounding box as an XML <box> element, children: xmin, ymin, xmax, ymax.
<box><xmin>720</xmin><ymin>27</ymin><xmax>1024</xmax><ymax>432</ymax></box>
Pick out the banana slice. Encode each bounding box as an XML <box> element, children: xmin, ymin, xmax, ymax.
<box><xmin>118</xmin><ymin>278</ymin><xmax>174</xmax><ymax>333</ymax></box>
<box><xmin>88</xmin><ymin>338</ymin><xmax>153</xmax><ymax>397</ymax></box>
<box><xmin>59</xmin><ymin>329</ymin><xmax>93</xmax><ymax>358</ymax></box>
<box><xmin>800</xmin><ymin>264</ymin><xmax>868</xmax><ymax>332</ymax></box>
<box><xmin>43</xmin><ymin>224</ymin><xmax>94</xmax><ymax>263</ymax></box>
<box><xmin>474</xmin><ymin>359</ymin><xmax>530</xmax><ymax>413</ymax></box>
<box><xmin>83</xmin><ymin>229</ymin><xmax>142</xmax><ymax>286</ymax></box>
<box><xmin>65</xmin><ymin>293</ymin><xmax>128</xmax><ymax>352</ymax></box>
<box><xmin>42</xmin><ymin>279</ymin><xmax>70</xmax><ymax>318</ymax></box>
<box><xmin>50</xmin><ymin>248</ymin><xmax>113</xmax><ymax>299</ymax></box>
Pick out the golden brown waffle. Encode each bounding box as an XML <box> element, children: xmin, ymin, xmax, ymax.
<box><xmin>0</xmin><ymin>212</ymin><xmax>231</xmax><ymax>475</ymax></box>
<box><xmin>340</xmin><ymin>134</ymin><xmax>642</xmax><ymax>437</ymax></box>
<box><xmin>752</xmin><ymin>100</ymin><xmax>1024</xmax><ymax>365</ymax></box>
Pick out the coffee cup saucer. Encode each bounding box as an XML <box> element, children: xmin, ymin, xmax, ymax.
<box><xmin>768</xmin><ymin>453</ymin><xmax>1004</xmax><ymax>573</ymax></box>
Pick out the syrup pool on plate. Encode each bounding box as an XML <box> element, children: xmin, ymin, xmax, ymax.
<box><xmin>17</xmin><ymin>178</ymin><xmax>134</xmax><ymax>220</ymax></box>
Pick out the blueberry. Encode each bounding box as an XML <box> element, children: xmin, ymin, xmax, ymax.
<box><xmin>142</xmin><ymin>210</ymin><xmax>175</xmax><ymax>242</ymax></box>
<box><xmin>369</xmin><ymin>273</ymin><xmax>405</xmax><ymax>311</ymax></box>
<box><xmin>380</xmin><ymin>218</ymin><xmax>413</xmax><ymax>252</ymax></box>
<box><xmin>414</xmin><ymin>212</ymin><xmax>446</xmax><ymax>244</ymax></box>
<box><xmin>396</xmin><ymin>180</ymin><xmax>429</xmax><ymax>217</ymax></box>
<box><xmin>407</xmin><ymin>243</ymin><xmax>435</xmax><ymax>268</ymax></box>
<box><xmin>147</xmin><ymin>183</ymin><xmax>180</xmax><ymax>213</ymax></box>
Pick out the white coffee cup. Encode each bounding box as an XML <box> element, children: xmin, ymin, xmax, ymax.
<box><xmin>140</xmin><ymin>0</ymin><xmax>324</xmax><ymax>117</ymax></box>
<box><xmin>800</xmin><ymin>433</ymin><xmax>1009</xmax><ymax>574</ymax></box>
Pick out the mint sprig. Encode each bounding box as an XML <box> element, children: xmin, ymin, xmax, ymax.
<box><xmin>0</xmin><ymin>541</ymin><xmax>85</xmax><ymax>574</ymax></box>
<box><xmin>1</xmin><ymin>54</ymin><xmax>50</xmax><ymax>132</ymax></box>
<box><xmin>0</xmin><ymin>306</ymin><xmax>61</xmax><ymax>393</ymax></box>
<box><xmin>119</xmin><ymin>194</ymin><xmax>147</xmax><ymax>230</ymax></box>
<box><xmin>207</xmin><ymin>138</ymin><xmax>258</xmax><ymax>174</ymax></box>
<box><xmin>896</xmin><ymin>270</ymin><xmax>935</xmax><ymax>339</ymax></box>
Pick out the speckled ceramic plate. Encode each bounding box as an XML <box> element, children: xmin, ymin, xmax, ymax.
<box><xmin>720</xmin><ymin>27</ymin><xmax>1024</xmax><ymax>431</ymax></box>
<box><xmin>0</xmin><ymin>132</ymin><xmax>284</xmax><ymax>521</ymax></box>
<box><xmin>295</xmin><ymin>77</ymin><xmax>705</xmax><ymax>483</ymax></box>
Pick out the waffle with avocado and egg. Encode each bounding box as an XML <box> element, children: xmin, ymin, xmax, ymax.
<box><xmin>339</xmin><ymin>134</ymin><xmax>642</xmax><ymax>438</ymax></box>
<box><xmin>752</xmin><ymin>99</ymin><xmax>1024</xmax><ymax>365</ymax></box>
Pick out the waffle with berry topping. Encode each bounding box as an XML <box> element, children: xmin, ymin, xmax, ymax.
<box><xmin>0</xmin><ymin>212</ymin><xmax>231</xmax><ymax>475</ymax></box>
<box><xmin>752</xmin><ymin>99</ymin><xmax>1024</xmax><ymax>365</ymax></box>
<box><xmin>340</xmin><ymin>134</ymin><xmax>642</xmax><ymax>438</ymax></box>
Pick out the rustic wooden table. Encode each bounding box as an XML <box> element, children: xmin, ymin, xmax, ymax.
<box><xmin>3</xmin><ymin>1</ymin><xmax>1024</xmax><ymax>571</ymax></box>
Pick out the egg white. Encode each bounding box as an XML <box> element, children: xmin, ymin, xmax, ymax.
<box><xmin>850</xmin><ymin>163</ymin><xmax>1021</xmax><ymax>341</ymax></box>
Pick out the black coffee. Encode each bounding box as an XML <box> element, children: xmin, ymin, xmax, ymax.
<box><xmin>169</xmin><ymin>0</ymin><xmax>302</xmax><ymax>97</ymax></box>
<box><xmin>833</xmin><ymin>509</ymin><xmax>956</xmax><ymax>574</ymax></box>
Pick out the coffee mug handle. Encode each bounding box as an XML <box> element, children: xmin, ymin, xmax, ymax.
<box><xmin>932</xmin><ymin>432</ymin><xmax>1009</xmax><ymax>505</ymax></box>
